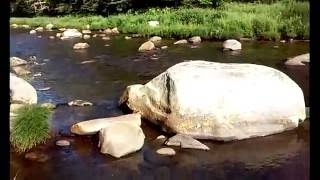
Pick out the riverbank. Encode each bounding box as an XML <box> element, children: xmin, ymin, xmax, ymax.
<box><xmin>10</xmin><ymin>2</ymin><xmax>309</xmax><ymax>40</ymax></box>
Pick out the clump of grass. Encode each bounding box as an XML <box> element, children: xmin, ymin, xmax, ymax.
<box><xmin>10</xmin><ymin>104</ymin><xmax>52</xmax><ymax>153</ymax></box>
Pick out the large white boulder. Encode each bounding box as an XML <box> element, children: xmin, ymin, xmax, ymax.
<box><xmin>10</xmin><ymin>73</ymin><xmax>37</xmax><ymax>104</ymax></box>
<box><xmin>119</xmin><ymin>61</ymin><xmax>306</xmax><ymax>141</ymax></box>
<box><xmin>62</xmin><ymin>29</ymin><xmax>82</xmax><ymax>38</ymax></box>
<box><xmin>223</xmin><ymin>39</ymin><xmax>242</xmax><ymax>50</ymax></box>
<box><xmin>98</xmin><ymin>122</ymin><xmax>145</xmax><ymax>158</ymax></box>
<box><xmin>71</xmin><ymin>113</ymin><xmax>142</xmax><ymax>135</ymax></box>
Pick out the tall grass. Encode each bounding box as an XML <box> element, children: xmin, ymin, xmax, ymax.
<box><xmin>10</xmin><ymin>1</ymin><xmax>309</xmax><ymax>40</ymax></box>
<box><xmin>10</xmin><ymin>105</ymin><xmax>52</xmax><ymax>153</ymax></box>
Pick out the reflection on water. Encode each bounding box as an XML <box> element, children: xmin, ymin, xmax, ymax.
<box><xmin>10</xmin><ymin>29</ymin><xmax>309</xmax><ymax>180</ymax></box>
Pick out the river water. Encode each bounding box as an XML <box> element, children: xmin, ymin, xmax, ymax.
<box><xmin>10</xmin><ymin>29</ymin><xmax>309</xmax><ymax>180</ymax></box>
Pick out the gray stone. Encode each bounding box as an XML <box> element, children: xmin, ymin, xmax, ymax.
<box><xmin>73</xmin><ymin>43</ymin><xmax>90</xmax><ymax>49</ymax></box>
<box><xmin>156</xmin><ymin>147</ymin><xmax>176</xmax><ymax>156</ymax></box>
<box><xmin>56</xmin><ymin>140</ymin><xmax>71</xmax><ymax>146</ymax></box>
<box><xmin>223</xmin><ymin>39</ymin><xmax>241</xmax><ymax>50</ymax></box>
<box><xmin>165</xmin><ymin>134</ymin><xmax>210</xmax><ymax>150</ymax></box>
<box><xmin>138</xmin><ymin>41</ymin><xmax>155</xmax><ymax>51</ymax></box>
<box><xmin>174</xmin><ymin>39</ymin><xmax>188</xmax><ymax>45</ymax></box>
<box><xmin>188</xmin><ymin>36</ymin><xmax>201</xmax><ymax>44</ymax></box>
<box><xmin>285</xmin><ymin>53</ymin><xmax>309</xmax><ymax>66</ymax></box>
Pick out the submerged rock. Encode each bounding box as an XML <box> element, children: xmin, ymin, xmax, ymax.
<box><xmin>10</xmin><ymin>73</ymin><xmax>37</xmax><ymax>104</ymax></box>
<box><xmin>119</xmin><ymin>60</ymin><xmax>306</xmax><ymax>141</ymax></box>
<box><xmin>188</xmin><ymin>36</ymin><xmax>201</xmax><ymax>44</ymax></box>
<box><xmin>68</xmin><ymin>99</ymin><xmax>92</xmax><ymax>106</ymax></box>
<box><xmin>149</xmin><ymin>36</ymin><xmax>162</xmax><ymax>42</ymax></box>
<box><xmin>174</xmin><ymin>39</ymin><xmax>188</xmax><ymax>45</ymax></box>
<box><xmin>71</xmin><ymin>113</ymin><xmax>141</xmax><ymax>135</ymax></box>
<box><xmin>35</xmin><ymin>27</ymin><xmax>44</xmax><ymax>32</ymax></box>
<box><xmin>56</xmin><ymin>140</ymin><xmax>71</xmax><ymax>146</ymax></box>
<box><xmin>223</xmin><ymin>39</ymin><xmax>242</xmax><ymax>50</ymax></box>
<box><xmin>10</xmin><ymin>57</ymin><xmax>27</xmax><ymax>67</ymax></box>
<box><xmin>99</xmin><ymin>122</ymin><xmax>145</xmax><ymax>158</ymax></box>
<box><xmin>138</xmin><ymin>41</ymin><xmax>155</xmax><ymax>51</ymax></box>
<box><xmin>156</xmin><ymin>147</ymin><xmax>176</xmax><ymax>156</ymax></box>
<box><xmin>285</xmin><ymin>53</ymin><xmax>309</xmax><ymax>66</ymax></box>
<box><xmin>125</xmin><ymin>36</ymin><xmax>132</xmax><ymax>40</ymax></box>
<box><xmin>165</xmin><ymin>134</ymin><xmax>210</xmax><ymax>150</ymax></box>
<box><xmin>82</xmin><ymin>30</ymin><xmax>92</xmax><ymax>34</ymax></box>
<box><xmin>73</xmin><ymin>43</ymin><xmax>90</xmax><ymax>49</ymax></box>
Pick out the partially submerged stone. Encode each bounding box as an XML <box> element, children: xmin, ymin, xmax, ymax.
<box><xmin>111</xmin><ymin>27</ymin><xmax>119</xmax><ymax>34</ymax></box>
<box><xmin>45</xmin><ymin>23</ymin><xmax>54</xmax><ymax>30</ymax></box>
<box><xmin>12</xmin><ymin>66</ymin><xmax>31</xmax><ymax>76</ymax></box>
<box><xmin>10</xmin><ymin>73</ymin><xmax>37</xmax><ymax>104</ymax></box>
<box><xmin>35</xmin><ymin>27</ymin><xmax>44</xmax><ymax>32</ymax></box>
<box><xmin>223</xmin><ymin>39</ymin><xmax>242</xmax><ymax>50</ymax></box>
<box><xmin>99</xmin><ymin>122</ymin><xmax>145</xmax><ymax>158</ymax></box>
<box><xmin>10</xmin><ymin>57</ymin><xmax>28</xmax><ymax>67</ymax></box>
<box><xmin>161</xmin><ymin>46</ymin><xmax>168</xmax><ymax>49</ymax></box>
<box><xmin>83</xmin><ymin>34</ymin><xmax>91</xmax><ymax>39</ymax></box>
<box><xmin>68</xmin><ymin>99</ymin><xmax>93</xmax><ymax>106</ymax></box>
<box><xmin>56</xmin><ymin>140</ymin><xmax>71</xmax><ymax>146</ymax></box>
<box><xmin>285</xmin><ymin>53</ymin><xmax>309</xmax><ymax>66</ymax></box>
<box><xmin>119</xmin><ymin>61</ymin><xmax>306</xmax><ymax>141</ymax></box>
<box><xmin>49</xmin><ymin>36</ymin><xmax>55</xmax><ymax>39</ymax></box>
<box><xmin>156</xmin><ymin>147</ymin><xmax>176</xmax><ymax>156</ymax></box>
<box><xmin>149</xmin><ymin>36</ymin><xmax>162</xmax><ymax>42</ymax></box>
<box><xmin>82</xmin><ymin>30</ymin><xmax>92</xmax><ymax>34</ymax></box>
<box><xmin>188</xmin><ymin>36</ymin><xmax>201</xmax><ymax>44</ymax></box>
<box><xmin>174</xmin><ymin>39</ymin><xmax>188</xmax><ymax>45</ymax></box>
<box><xmin>38</xmin><ymin>87</ymin><xmax>51</xmax><ymax>91</ymax></box>
<box><xmin>71</xmin><ymin>113</ymin><xmax>141</xmax><ymax>135</ymax></box>
<box><xmin>125</xmin><ymin>36</ymin><xmax>132</xmax><ymax>40</ymax></box>
<box><xmin>73</xmin><ymin>43</ymin><xmax>90</xmax><ymax>50</ymax></box>
<box><xmin>102</xmin><ymin>37</ymin><xmax>110</xmax><ymax>40</ymax></box>
<box><xmin>62</xmin><ymin>29</ymin><xmax>82</xmax><ymax>38</ymax></box>
<box><xmin>138</xmin><ymin>41</ymin><xmax>155</xmax><ymax>51</ymax></box>
<box><xmin>29</xmin><ymin>30</ymin><xmax>36</xmax><ymax>34</ymax></box>
<box><xmin>165</xmin><ymin>134</ymin><xmax>210</xmax><ymax>150</ymax></box>
<box><xmin>104</xmin><ymin>28</ymin><xmax>112</xmax><ymax>34</ymax></box>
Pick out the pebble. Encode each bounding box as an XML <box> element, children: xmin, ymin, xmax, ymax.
<box><xmin>56</xmin><ymin>140</ymin><xmax>71</xmax><ymax>146</ymax></box>
<box><xmin>38</xmin><ymin>87</ymin><xmax>51</xmax><ymax>91</ymax></box>
<box><xmin>161</xmin><ymin>46</ymin><xmax>168</xmax><ymax>49</ymax></box>
<box><xmin>156</xmin><ymin>148</ymin><xmax>176</xmax><ymax>156</ymax></box>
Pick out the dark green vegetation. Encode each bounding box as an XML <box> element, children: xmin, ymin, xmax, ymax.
<box><xmin>10</xmin><ymin>105</ymin><xmax>52</xmax><ymax>153</ymax></box>
<box><xmin>11</xmin><ymin>0</ymin><xmax>309</xmax><ymax>40</ymax></box>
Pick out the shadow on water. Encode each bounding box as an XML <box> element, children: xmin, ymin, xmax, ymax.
<box><xmin>10</xmin><ymin>29</ymin><xmax>309</xmax><ymax>180</ymax></box>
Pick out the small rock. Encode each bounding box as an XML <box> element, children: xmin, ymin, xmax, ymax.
<box><xmin>99</xmin><ymin>34</ymin><xmax>106</xmax><ymax>37</ymax></box>
<box><xmin>138</xmin><ymin>41</ymin><xmax>155</xmax><ymax>51</ymax></box>
<box><xmin>21</xmin><ymin>25</ymin><xmax>30</xmax><ymax>29</ymax></box>
<box><xmin>25</xmin><ymin>152</ymin><xmax>49</xmax><ymax>162</ymax></box>
<box><xmin>59</xmin><ymin>28</ymin><xmax>66</xmax><ymax>31</ymax></box>
<box><xmin>104</xmin><ymin>28</ymin><xmax>112</xmax><ymax>34</ymax></box>
<box><xmin>156</xmin><ymin>135</ymin><xmax>166</xmax><ymax>139</ymax></box>
<box><xmin>149</xmin><ymin>36</ymin><xmax>162</xmax><ymax>42</ymax></box>
<box><xmin>43</xmin><ymin>59</ymin><xmax>50</xmax><ymax>62</ymax></box>
<box><xmin>102</xmin><ymin>37</ymin><xmax>110</xmax><ymax>40</ymax></box>
<box><xmin>148</xmin><ymin>21</ymin><xmax>159</xmax><ymax>27</ymax></box>
<box><xmin>82</xmin><ymin>30</ymin><xmax>92</xmax><ymax>34</ymax></box>
<box><xmin>10</xmin><ymin>57</ymin><xmax>27</xmax><ymax>67</ymax></box>
<box><xmin>33</xmin><ymin>72</ymin><xmax>42</xmax><ymax>77</ymax></box>
<box><xmin>73</xmin><ymin>43</ymin><xmax>90</xmax><ymax>50</ymax></box>
<box><xmin>41</xmin><ymin>102</ymin><xmax>56</xmax><ymax>109</ymax></box>
<box><xmin>45</xmin><ymin>23</ymin><xmax>54</xmax><ymax>30</ymax></box>
<box><xmin>35</xmin><ymin>27</ymin><xmax>44</xmax><ymax>32</ymax></box>
<box><xmin>56</xmin><ymin>140</ymin><xmax>71</xmax><ymax>146</ymax></box>
<box><xmin>38</xmin><ymin>87</ymin><xmax>51</xmax><ymax>91</ymax></box>
<box><xmin>56</xmin><ymin>33</ymin><xmax>62</xmax><ymax>37</ymax></box>
<box><xmin>60</xmin><ymin>36</ymin><xmax>70</xmax><ymax>40</ymax></box>
<box><xmin>223</xmin><ymin>39</ymin><xmax>242</xmax><ymax>51</ymax></box>
<box><xmin>174</xmin><ymin>39</ymin><xmax>188</xmax><ymax>45</ymax></box>
<box><xmin>132</xmin><ymin>34</ymin><xmax>141</xmax><ymax>38</ymax></box>
<box><xmin>161</xmin><ymin>46</ymin><xmax>168</xmax><ymax>49</ymax></box>
<box><xmin>150</xmin><ymin>57</ymin><xmax>159</xmax><ymax>60</ymax></box>
<box><xmin>188</xmin><ymin>36</ymin><xmax>201</xmax><ymax>44</ymax></box>
<box><xmin>104</xmin><ymin>44</ymin><xmax>110</xmax><ymax>47</ymax></box>
<box><xmin>11</xmin><ymin>24</ymin><xmax>18</xmax><ymax>28</ymax></box>
<box><xmin>12</xmin><ymin>66</ymin><xmax>31</xmax><ymax>76</ymax></box>
<box><xmin>190</xmin><ymin>45</ymin><xmax>199</xmax><ymax>49</ymax></box>
<box><xmin>125</xmin><ymin>36</ymin><xmax>132</xmax><ymax>40</ymax></box>
<box><xmin>68</xmin><ymin>100</ymin><xmax>93</xmax><ymax>106</ymax></box>
<box><xmin>29</xmin><ymin>30</ymin><xmax>36</xmax><ymax>34</ymax></box>
<box><xmin>83</xmin><ymin>34</ymin><xmax>91</xmax><ymax>39</ymax></box>
<box><xmin>289</xmin><ymin>38</ymin><xmax>294</xmax><ymax>42</ymax></box>
<box><xmin>165</xmin><ymin>134</ymin><xmax>210</xmax><ymax>150</ymax></box>
<box><xmin>80</xmin><ymin>60</ymin><xmax>96</xmax><ymax>64</ymax></box>
<box><xmin>111</xmin><ymin>27</ymin><xmax>120</xmax><ymax>34</ymax></box>
<box><xmin>62</xmin><ymin>29</ymin><xmax>82</xmax><ymax>38</ymax></box>
<box><xmin>280</xmin><ymin>40</ymin><xmax>286</xmax><ymax>43</ymax></box>
<box><xmin>49</xmin><ymin>36</ymin><xmax>55</xmax><ymax>39</ymax></box>
<box><xmin>156</xmin><ymin>148</ymin><xmax>176</xmax><ymax>156</ymax></box>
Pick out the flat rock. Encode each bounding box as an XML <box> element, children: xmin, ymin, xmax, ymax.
<box><xmin>38</xmin><ymin>87</ymin><xmax>51</xmax><ymax>91</ymax></box>
<box><xmin>174</xmin><ymin>39</ymin><xmax>188</xmax><ymax>45</ymax></box>
<box><xmin>62</xmin><ymin>29</ymin><xmax>82</xmax><ymax>38</ymax></box>
<box><xmin>82</xmin><ymin>30</ymin><xmax>92</xmax><ymax>34</ymax></box>
<box><xmin>56</xmin><ymin>140</ymin><xmax>71</xmax><ymax>146</ymax></box>
<box><xmin>165</xmin><ymin>134</ymin><xmax>210</xmax><ymax>150</ymax></box>
<box><xmin>49</xmin><ymin>36</ymin><xmax>55</xmax><ymax>39</ymax></box>
<box><xmin>156</xmin><ymin>147</ymin><xmax>176</xmax><ymax>156</ymax></box>
<box><xmin>102</xmin><ymin>37</ymin><xmax>110</xmax><ymax>40</ymax></box>
<box><xmin>285</xmin><ymin>53</ymin><xmax>309</xmax><ymax>66</ymax></box>
<box><xmin>161</xmin><ymin>46</ymin><xmax>168</xmax><ymax>49</ymax></box>
<box><xmin>83</xmin><ymin>35</ymin><xmax>90</xmax><ymax>39</ymax></box>
<box><xmin>80</xmin><ymin>60</ymin><xmax>96</xmax><ymax>64</ymax></box>
<box><xmin>68</xmin><ymin>99</ymin><xmax>93</xmax><ymax>107</ymax></box>
<box><xmin>188</xmin><ymin>36</ymin><xmax>201</xmax><ymax>44</ymax></box>
<box><xmin>73</xmin><ymin>43</ymin><xmax>90</xmax><ymax>49</ymax></box>
<box><xmin>149</xmin><ymin>36</ymin><xmax>162</xmax><ymax>42</ymax></box>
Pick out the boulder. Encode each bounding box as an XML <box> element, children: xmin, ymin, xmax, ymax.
<box><xmin>73</xmin><ymin>43</ymin><xmax>90</xmax><ymax>50</ymax></box>
<box><xmin>223</xmin><ymin>39</ymin><xmax>242</xmax><ymax>50</ymax></box>
<box><xmin>29</xmin><ymin>30</ymin><xmax>36</xmax><ymax>34</ymax></box>
<box><xmin>35</xmin><ymin>27</ymin><xmax>44</xmax><ymax>32</ymax></box>
<box><xmin>10</xmin><ymin>73</ymin><xmax>37</xmax><ymax>104</ymax></box>
<box><xmin>83</xmin><ymin>35</ymin><xmax>91</xmax><ymax>39</ymax></box>
<box><xmin>174</xmin><ymin>39</ymin><xmax>188</xmax><ymax>45</ymax></box>
<box><xmin>125</xmin><ymin>36</ymin><xmax>132</xmax><ymax>40</ymax></box>
<box><xmin>82</xmin><ymin>30</ymin><xmax>92</xmax><ymax>34</ymax></box>
<box><xmin>45</xmin><ymin>23</ymin><xmax>54</xmax><ymax>30</ymax></box>
<box><xmin>111</xmin><ymin>27</ymin><xmax>120</xmax><ymax>34</ymax></box>
<box><xmin>104</xmin><ymin>28</ymin><xmax>112</xmax><ymax>34</ymax></box>
<box><xmin>148</xmin><ymin>21</ymin><xmax>159</xmax><ymax>27</ymax></box>
<box><xmin>10</xmin><ymin>57</ymin><xmax>27</xmax><ymax>67</ymax></box>
<box><xmin>98</xmin><ymin>122</ymin><xmax>145</xmax><ymax>158</ymax></box>
<box><xmin>138</xmin><ymin>41</ymin><xmax>155</xmax><ymax>51</ymax></box>
<box><xmin>285</xmin><ymin>53</ymin><xmax>309</xmax><ymax>66</ymax></box>
<box><xmin>149</xmin><ymin>36</ymin><xmax>162</xmax><ymax>42</ymax></box>
<box><xmin>49</xmin><ymin>36</ymin><xmax>55</xmax><ymax>39</ymax></box>
<box><xmin>165</xmin><ymin>134</ymin><xmax>210</xmax><ymax>150</ymax></box>
<box><xmin>62</xmin><ymin>29</ymin><xmax>82</xmax><ymax>38</ymax></box>
<box><xmin>71</xmin><ymin>113</ymin><xmax>141</xmax><ymax>135</ymax></box>
<box><xmin>119</xmin><ymin>60</ymin><xmax>306</xmax><ymax>141</ymax></box>
<box><xmin>156</xmin><ymin>147</ymin><xmax>176</xmax><ymax>156</ymax></box>
<box><xmin>12</xmin><ymin>66</ymin><xmax>31</xmax><ymax>76</ymax></box>
<box><xmin>188</xmin><ymin>36</ymin><xmax>201</xmax><ymax>44</ymax></box>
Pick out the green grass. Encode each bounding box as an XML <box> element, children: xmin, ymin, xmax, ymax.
<box><xmin>10</xmin><ymin>104</ymin><xmax>52</xmax><ymax>153</ymax></box>
<box><xmin>10</xmin><ymin>1</ymin><xmax>309</xmax><ymax>40</ymax></box>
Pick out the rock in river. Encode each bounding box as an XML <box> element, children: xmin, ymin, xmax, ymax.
<box><xmin>156</xmin><ymin>147</ymin><xmax>176</xmax><ymax>156</ymax></box>
<box><xmin>285</xmin><ymin>53</ymin><xmax>309</xmax><ymax>66</ymax></box>
<box><xmin>56</xmin><ymin>140</ymin><xmax>71</xmax><ymax>146</ymax></box>
<box><xmin>62</xmin><ymin>29</ymin><xmax>82</xmax><ymax>38</ymax></box>
<box><xmin>165</xmin><ymin>134</ymin><xmax>210</xmax><ymax>150</ymax></box>
<box><xmin>119</xmin><ymin>60</ymin><xmax>306</xmax><ymax>141</ymax></box>
<box><xmin>99</xmin><ymin>122</ymin><xmax>145</xmax><ymax>158</ymax></box>
<box><xmin>188</xmin><ymin>36</ymin><xmax>201</xmax><ymax>44</ymax></box>
<box><xmin>10</xmin><ymin>73</ymin><xmax>37</xmax><ymax>104</ymax></box>
<box><xmin>71</xmin><ymin>113</ymin><xmax>141</xmax><ymax>135</ymax></box>
<box><xmin>223</xmin><ymin>39</ymin><xmax>242</xmax><ymax>50</ymax></box>
<box><xmin>68</xmin><ymin>99</ymin><xmax>92</xmax><ymax>106</ymax></box>
<box><xmin>138</xmin><ymin>41</ymin><xmax>155</xmax><ymax>51</ymax></box>
<box><xmin>174</xmin><ymin>39</ymin><xmax>188</xmax><ymax>45</ymax></box>
<box><xmin>149</xmin><ymin>36</ymin><xmax>162</xmax><ymax>42</ymax></box>
<box><xmin>73</xmin><ymin>43</ymin><xmax>90</xmax><ymax>49</ymax></box>
<box><xmin>45</xmin><ymin>23</ymin><xmax>54</xmax><ymax>30</ymax></box>
<box><xmin>12</xmin><ymin>66</ymin><xmax>31</xmax><ymax>76</ymax></box>
<box><xmin>10</xmin><ymin>57</ymin><xmax>27</xmax><ymax>67</ymax></box>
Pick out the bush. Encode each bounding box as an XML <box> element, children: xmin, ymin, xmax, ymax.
<box><xmin>10</xmin><ymin>105</ymin><xmax>52</xmax><ymax>153</ymax></box>
<box><xmin>11</xmin><ymin>0</ymin><xmax>35</xmax><ymax>17</ymax></box>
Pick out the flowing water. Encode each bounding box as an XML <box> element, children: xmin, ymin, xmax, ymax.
<box><xmin>10</xmin><ymin>29</ymin><xmax>309</xmax><ymax>180</ymax></box>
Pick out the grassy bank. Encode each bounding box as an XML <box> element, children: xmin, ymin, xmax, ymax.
<box><xmin>10</xmin><ymin>105</ymin><xmax>52</xmax><ymax>153</ymax></box>
<box><xmin>10</xmin><ymin>1</ymin><xmax>309</xmax><ymax>40</ymax></box>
